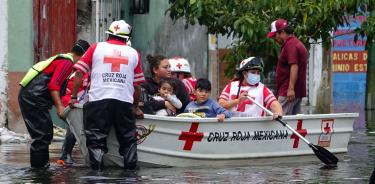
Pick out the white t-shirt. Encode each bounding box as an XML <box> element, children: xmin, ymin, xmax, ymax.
<box><xmin>73</xmin><ymin>39</ymin><xmax>145</xmax><ymax>103</ymax></box>
<box><xmin>219</xmin><ymin>81</ymin><xmax>276</xmax><ymax>117</ymax></box>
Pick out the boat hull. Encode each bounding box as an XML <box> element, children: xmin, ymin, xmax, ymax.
<box><xmin>65</xmin><ymin>108</ymin><xmax>357</xmax><ymax>167</ymax></box>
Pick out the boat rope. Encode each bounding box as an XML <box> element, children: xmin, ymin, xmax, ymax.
<box><xmin>137</xmin><ymin>124</ymin><xmax>155</xmax><ymax>141</ymax></box>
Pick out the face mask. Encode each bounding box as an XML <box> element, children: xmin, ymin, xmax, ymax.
<box><xmin>246</xmin><ymin>73</ymin><xmax>260</xmax><ymax>85</ymax></box>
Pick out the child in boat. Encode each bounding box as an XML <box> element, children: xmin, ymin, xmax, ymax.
<box><xmin>57</xmin><ymin>71</ymin><xmax>90</xmax><ymax>165</ymax></box>
<box><xmin>184</xmin><ymin>78</ymin><xmax>231</xmax><ymax>122</ymax></box>
<box><xmin>152</xmin><ymin>78</ymin><xmax>183</xmax><ymax>116</ymax></box>
<box><xmin>218</xmin><ymin>56</ymin><xmax>282</xmax><ymax>119</ymax></box>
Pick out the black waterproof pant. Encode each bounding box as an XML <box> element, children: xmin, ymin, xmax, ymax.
<box><xmin>370</xmin><ymin>167</ymin><xmax>375</xmax><ymax>184</ymax></box>
<box><xmin>83</xmin><ymin>99</ymin><xmax>137</xmax><ymax>170</ymax></box>
<box><xmin>18</xmin><ymin>92</ymin><xmax>53</xmax><ymax>168</ymax></box>
<box><xmin>59</xmin><ymin>128</ymin><xmax>76</xmax><ymax>162</ymax></box>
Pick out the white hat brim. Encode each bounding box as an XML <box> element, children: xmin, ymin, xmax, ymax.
<box><xmin>105</xmin><ymin>31</ymin><xmax>130</xmax><ymax>39</ymax></box>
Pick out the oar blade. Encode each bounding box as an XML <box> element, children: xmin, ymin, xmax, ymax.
<box><xmin>311</xmin><ymin>144</ymin><xmax>338</xmax><ymax>165</ymax></box>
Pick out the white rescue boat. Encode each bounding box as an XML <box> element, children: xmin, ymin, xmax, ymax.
<box><xmin>65</xmin><ymin>107</ymin><xmax>357</xmax><ymax>167</ymax></box>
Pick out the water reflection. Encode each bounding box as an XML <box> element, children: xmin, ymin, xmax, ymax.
<box><xmin>0</xmin><ymin>147</ymin><xmax>373</xmax><ymax>183</ymax></box>
<box><xmin>367</xmin><ymin>110</ymin><xmax>375</xmax><ymax>130</ymax></box>
<box><xmin>0</xmin><ymin>110</ymin><xmax>374</xmax><ymax>183</ymax></box>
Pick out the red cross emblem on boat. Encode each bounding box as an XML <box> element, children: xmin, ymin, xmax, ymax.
<box><xmin>290</xmin><ymin>120</ymin><xmax>307</xmax><ymax>148</ymax></box>
<box><xmin>321</xmin><ymin>119</ymin><xmax>334</xmax><ymax>134</ymax></box>
<box><xmin>178</xmin><ymin>122</ymin><xmax>204</xmax><ymax>151</ymax></box>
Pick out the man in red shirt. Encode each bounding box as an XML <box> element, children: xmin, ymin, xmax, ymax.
<box><xmin>267</xmin><ymin>19</ymin><xmax>308</xmax><ymax>115</ymax></box>
<box><xmin>18</xmin><ymin>40</ymin><xmax>90</xmax><ymax>169</ymax></box>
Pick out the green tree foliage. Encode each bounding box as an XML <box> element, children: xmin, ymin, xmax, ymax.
<box><xmin>168</xmin><ymin>0</ymin><xmax>373</xmax><ymax>76</ymax></box>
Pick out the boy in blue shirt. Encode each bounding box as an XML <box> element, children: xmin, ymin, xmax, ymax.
<box><xmin>184</xmin><ymin>78</ymin><xmax>231</xmax><ymax>122</ymax></box>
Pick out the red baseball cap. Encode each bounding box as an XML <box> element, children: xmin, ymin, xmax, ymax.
<box><xmin>267</xmin><ymin>19</ymin><xmax>288</xmax><ymax>38</ymax></box>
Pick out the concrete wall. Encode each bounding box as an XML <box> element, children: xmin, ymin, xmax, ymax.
<box><xmin>77</xmin><ymin>0</ymin><xmax>94</xmax><ymax>43</ymax></box>
<box><xmin>125</xmin><ymin>0</ymin><xmax>208</xmax><ymax>78</ymax></box>
<box><xmin>8</xmin><ymin>1</ymin><xmax>34</xmax><ymax>72</ymax></box>
<box><xmin>331</xmin><ymin>16</ymin><xmax>367</xmax><ymax>130</ymax></box>
<box><xmin>0</xmin><ymin>0</ymin><xmax>8</xmax><ymax>127</ymax></box>
<box><xmin>308</xmin><ymin>42</ymin><xmax>323</xmax><ymax>107</ymax></box>
<box><xmin>80</xmin><ymin>0</ymin><xmax>208</xmax><ymax>78</ymax></box>
<box><xmin>7</xmin><ymin>0</ymin><xmax>34</xmax><ymax>133</ymax></box>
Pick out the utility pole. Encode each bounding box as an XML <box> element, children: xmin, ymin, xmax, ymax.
<box><xmin>366</xmin><ymin>11</ymin><xmax>375</xmax><ymax>111</ymax></box>
<box><xmin>208</xmin><ymin>34</ymin><xmax>219</xmax><ymax>99</ymax></box>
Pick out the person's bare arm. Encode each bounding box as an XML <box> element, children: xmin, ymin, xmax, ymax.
<box><xmin>287</xmin><ymin>64</ymin><xmax>298</xmax><ymax>102</ymax></box>
<box><xmin>165</xmin><ymin>101</ymin><xmax>176</xmax><ymax>113</ymax></box>
<box><xmin>217</xmin><ymin>114</ymin><xmax>225</xmax><ymax>122</ymax></box>
<box><xmin>218</xmin><ymin>92</ymin><xmax>247</xmax><ymax>109</ymax></box>
<box><xmin>133</xmin><ymin>85</ymin><xmax>141</xmax><ymax>107</ymax></box>
<box><xmin>270</xmin><ymin>100</ymin><xmax>283</xmax><ymax>119</ymax></box>
<box><xmin>219</xmin><ymin>98</ymin><xmax>238</xmax><ymax>109</ymax></box>
<box><xmin>51</xmin><ymin>90</ymin><xmax>65</xmax><ymax>118</ymax></box>
<box><xmin>133</xmin><ymin>85</ymin><xmax>144</xmax><ymax>119</ymax></box>
<box><xmin>68</xmin><ymin>71</ymin><xmax>84</xmax><ymax>107</ymax></box>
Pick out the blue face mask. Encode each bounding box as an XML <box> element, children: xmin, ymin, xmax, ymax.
<box><xmin>246</xmin><ymin>73</ymin><xmax>260</xmax><ymax>85</ymax></box>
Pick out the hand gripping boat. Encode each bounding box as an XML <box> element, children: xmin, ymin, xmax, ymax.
<box><xmin>64</xmin><ymin>106</ymin><xmax>357</xmax><ymax>167</ymax></box>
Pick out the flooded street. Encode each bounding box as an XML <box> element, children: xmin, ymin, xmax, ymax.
<box><xmin>0</xmin><ymin>115</ymin><xmax>374</xmax><ymax>183</ymax></box>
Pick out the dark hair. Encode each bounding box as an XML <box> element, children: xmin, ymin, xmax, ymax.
<box><xmin>232</xmin><ymin>73</ymin><xmax>243</xmax><ymax>82</ymax></box>
<box><xmin>71</xmin><ymin>40</ymin><xmax>90</xmax><ymax>56</ymax></box>
<box><xmin>279</xmin><ymin>24</ymin><xmax>294</xmax><ymax>34</ymax></box>
<box><xmin>182</xmin><ymin>72</ymin><xmax>192</xmax><ymax>78</ymax></box>
<box><xmin>159</xmin><ymin>77</ymin><xmax>176</xmax><ymax>92</ymax></box>
<box><xmin>280</xmin><ymin>19</ymin><xmax>295</xmax><ymax>34</ymax></box>
<box><xmin>108</xmin><ymin>34</ymin><xmax>129</xmax><ymax>43</ymax></box>
<box><xmin>147</xmin><ymin>54</ymin><xmax>168</xmax><ymax>77</ymax></box>
<box><xmin>195</xmin><ymin>78</ymin><xmax>211</xmax><ymax>91</ymax></box>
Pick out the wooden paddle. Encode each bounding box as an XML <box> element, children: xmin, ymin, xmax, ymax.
<box><xmin>246</xmin><ymin>97</ymin><xmax>338</xmax><ymax>166</ymax></box>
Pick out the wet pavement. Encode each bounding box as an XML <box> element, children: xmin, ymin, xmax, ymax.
<box><xmin>0</xmin><ymin>113</ymin><xmax>374</xmax><ymax>183</ymax></box>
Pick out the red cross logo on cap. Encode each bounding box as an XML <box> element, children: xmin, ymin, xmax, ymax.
<box><xmin>176</xmin><ymin>63</ymin><xmax>182</xmax><ymax>69</ymax></box>
<box><xmin>114</xmin><ymin>24</ymin><xmax>120</xmax><ymax>31</ymax></box>
<box><xmin>178</xmin><ymin>122</ymin><xmax>204</xmax><ymax>151</ymax></box>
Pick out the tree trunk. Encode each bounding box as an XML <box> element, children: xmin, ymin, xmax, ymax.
<box><xmin>366</xmin><ymin>42</ymin><xmax>375</xmax><ymax>110</ymax></box>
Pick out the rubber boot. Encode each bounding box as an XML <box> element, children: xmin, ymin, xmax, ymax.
<box><xmin>88</xmin><ymin>148</ymin><xmax>104</xmax><ymax>170</ymax></box>
<box><xmin>124</xmin><ymin>143</ymin><xmax>137</xmax><ymax>170</ymax></box>
<box><xmin>57</xmin><ymin>130</ymin><xmax>76</xmax><ymax>165</ymax></box>
<box><xmin>57</xmin><ymin>151</ymin><xmax>75</xmax><ymax>165</ymax></box>
<box><xmin>30</xmin><ymin>150</ymin><xmax>50</xmax><ymax>169</ymax></box>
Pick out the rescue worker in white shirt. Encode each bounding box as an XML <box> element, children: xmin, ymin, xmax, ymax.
<box><xmin>18</xmin><ymin>40</ymin><xmax>90</xmax><ymax>169</ymax></box>
<box><xmin>169</xmin><ymin>57</ymin><xmax>197</xmax><ymax>100</ymax></box>
<box><xmin>69</xmin><ymin>20</ymin><xmax>145</xmax><ymax>170</ymax></box>
<box><xmin>218</xmin><ymin>57</ymin><xmax>283</xmax><ymax>119</ymax></box>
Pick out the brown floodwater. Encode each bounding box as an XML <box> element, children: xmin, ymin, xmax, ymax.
<box><xmin>0</xmin><ymin>111</ymin><xmax>374</xmax><ymax>183</ymax></box>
